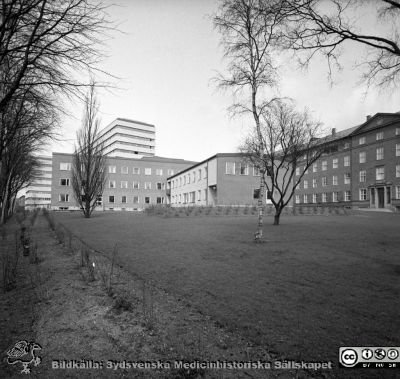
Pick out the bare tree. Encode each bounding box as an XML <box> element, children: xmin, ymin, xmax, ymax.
<box><xmin>278</xmin><ymin>0</ymin><xmax>400</xmax><ymax>88</ymax></box>
<box><xmin>214</xmin><ymin>0</ymin><xmax>287</xmax><ymax>240</ymax></box>
<box><xmin>241</xmin><ymin>101</ymin><xmax>327</xmax><ymax>225</ymax></box>
<box><xmin>72</xmin><ymin>84</ymin><xmax>106</xmax><ymax>218</ymax></box>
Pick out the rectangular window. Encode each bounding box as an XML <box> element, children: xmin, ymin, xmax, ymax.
<box><xmin>121</xmin><ymin>166</ymin><xmax>128</xmax><ymax>174</ymax></box>
<box><xmin>396</xmin><ymin>127</ymin><xmax>400</xmax><ymax>136</ymax></box>
<box><xmin>133</xmin><ymin>181</ymin><xmax>139</xmax><ymax>189</ymax></box>
<box><xmin>295</xmin><ymin>195</ymin><xmax>300</xmax><ymax>204</ymax></box>
<box><xmin>187</xmin><ymin>174</ymin><xmax>190</xmax><ymax>184</ymax></box>
<box><xmin>133</xmin><ymin>196</ymin><xmax>139</xmax><ymax>204</ymax></box>
<box><xmin>396</xmin><ymin>143</ymin><xmax>400</xmax><ymax>156</ymax></box>
<box><xmin>157</xmin><ymin>182</ymin><xmax>162</xmax><ymax>190</ymax></box>
<box><xmin>332</xmin><ymin>192</ymin><xmax>338</xmax><ymax>202</ymax></box>
<box><xmin>303</xmin><ymin>180</ymin><xmax>308</xmax><ymax>189</ymax></box>
<box><xmin>133</xmin><ymin>167</ymin><xmax>140</xmax><ymax>174</ymax></box>
<box><xmin>295</xmin><ymin>167</ymin><xmax>300</xmax><ymax>176</ymax></box>
<box><xmin>239</xmin><ymin>163</ymin><xmax>249</xmax><ymax>175</ymax></box>
<box><xmin>312</xmin><ymin>179</ymin><xmax>317</xmax><ymax>188</ymax></box>
<box><xmin>313</xmin><ymin>163</ymin><xmax>317</xmax><ymax>173</ymax></box>
<box><xmin>192</xmin><ymin>171</ymin><xmax>196</xmax><ymax>182</ymax></box>
<box><xmin>322</xmin><ymin>161</ymin><xmax>327</xmax><ymax>171</ymax></box>
<box><xmin>144</xmin><ymin>182</ymin><xmax>151</xmax><ymax>189</ymax></box>
<box><xmin>376</xmin><ymin>147</ymin><xmax>384</xmax><ymax>160</ymax></box>
<box><xmin>396</xmin><ymin>165</ymin><xmax>400</xmax><ymax>178</ymax></box>
<box><xmin>167</xmin><ymin>169</ymin><xmax>174</xmax><ymax>176</ymax></box>
<box><xmin>145</xmin><ymin>168</ymin><xmax>152</xmax><ymax>175</ymax></box>
<box><xmin>60</xmin><ymin>178</ymin><xmax>70</xmax><ymax>186</ymax></box>
<box><xmin>121</xmin><ymin>181</ymin><xmax>128</xmax><ymax>189</ymax></box>
<box><xmin>359</xmin><ymin>188</ymin><xmax>367</xmax><ymax>201</ymax></box>
<box><xmin>198</xmin><ymin>169</ymin><xmax>202</xmax><ymax>180</ymax></box>
<box><xmin>359</xmin><ymin>170</ymin><xmax>366</xmax><ymax>182</ymax></box>
<box><xmin>359</xmin><ymin>136</ymin><xmax>366</xmax><ymax>145</ymax></box>
<box><xmin>312</xmin><ymin>193</ymin><xmax>317</xmax><ymax>203</ymax></box>
<box><xmin>322</xmin><ymin>193</ymin><xmax>327</xmax><ymax>203</ymax></box>
<box><xmin>332</xmin><ymin>159</ymin><xmax>338</xmax><ymax>169</ymax></box>
<box><xmin>109</xmin><ymin>195</ymin><xmax>115</xmax><ymax>203</ymax></box>
<box><xmin>96</xmin><ymin>196</ymin><xmax>102</xmax><ymax>206</ymax></box>
<box><xmin>376</xmin><ymin>131</ymin><xmax>383</xmax><ymax>140</ymax></box>
<box><xmin>344</xmin><ymin>156</ymin><xmax>350</xmax><ymax>167</ymax></box>
<box><xmin>109</xmin><ymin>165</ymin><xmax>116</xmax><ymax>173</ymax></box>
<box><xmin>345</xmin><ymin>191</ymin><xmax>351</xmax><ymax>201</ymax></box>
<box><xmin>359</xmin><ymin>152</ymin><xmax>366</xmax><ymax>163</ymax></box>
<box><xmin>197</xmin><ymin>190</ymin><xmax>201</xmax><ymax>201</ymax></box>
<box><xmin>60</xmin><ymin>163</ymin><xmax>71</xmax><ymax>171</ymax></box>
<box><xmin>226</xmin><ymin>162</ymin><xmax>235</xmax><ymax>175</ymax></box>
<box><xmin>121</xmin><ymin>196</ymin><xmax>127</xmax><ymax>203</ymax></box>
<box><xmin>396</xmin><ymin>186</ymin><xmax>400</xmax><ymax>199</ymax></box>
<box><xmin>59</xmin><ymin>194</ymin><xmax>69</xmax><ymax>202</ymax></box>
<box><xmin>332</xmin><ymin>175</ymin><xmax>338</xmax><ymax>185</ymax></box>
<box><xmin>376</xmin><ymin>166</ymin><xmax>385</xmax><ymax>181</ymax></box>
<box><xmin>145</xmin><ymin>197</ymin><xmax>150</xmax><ymax>204</ymax></box>
<box><xmin>204</xmin><ymin>167</ymin><xmax>208</xmax><ymax>178</ymax></box>
<box><xmin>322</xmin><ymin>177</ymin><xmax>327</xmax><ymax>187</ymax></box>
<box><xmin>156</xmin><ymin>197</ymin><xmax>164</xmax><ymax>204</ymax></box>
<box><xmin>253</xmin><ymin>189</ymin><xmax>260</xmax><ymax>199</ymax></box>
<box><xmin>344</xmin><ymin>173</ymin><xmax>351</xmax><ymax>184</ymax></box>
<box><xmin>305</xmin><ymin>168</ymin><xmax>309</xmax><ymax>174</ymax></box>
<box><xmin>109</xmin><ymin>180</ymin><xmax>116</xmax><ymax>188</ymax></box>
<box><xmin>156</xmin><ymin>169</ymin><xmax>163</xmax><ymax>176</ymax></box>
<box><xmin>303</xmin><ymin>194</ymin><xmax>308</xmax><ymax>204</ymax></box>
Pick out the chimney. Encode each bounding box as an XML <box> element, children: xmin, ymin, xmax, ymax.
<box><xmin>366</xmin><ymin>115</ymin><xmax>371</xmax><ymax>121</ymax></box>
<box><xmin>331</xmin><ymin>128</ymin><xmax>336</xmax><ymax>136</ymax></box>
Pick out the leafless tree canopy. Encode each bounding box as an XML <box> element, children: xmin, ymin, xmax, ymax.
<box><xmin>278</xmin><ymin>0</ymin><xmax>400</xmax><ymax>88</ymax></box>
<box><xmin>241</xmin><ymin>101</ymin><xmax>327</xmax><ymax>225</ymax></box>
<box><xmin>72</xmin><ymin>84</ymin><xmax>106</xmax><ymax>218</ymax></box>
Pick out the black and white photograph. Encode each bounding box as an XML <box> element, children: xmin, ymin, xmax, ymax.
<box><xmin>1</xmin><ymin>1</ymin><xmax>399</xmax><ymax>378</ymax></box>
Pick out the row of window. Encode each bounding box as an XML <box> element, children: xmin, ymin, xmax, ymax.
<box><xmin>59</xmin><ymin>194</ymin><xmax>165</xmax><ymax>204</ymax></box>
<box><xmin>59</xmin><ymin>162</ymin><xmax>175</xmax><ymax>176</ymax></box>
<box><xmin>170</xmin><ymin>167</ymin><xmax>208</xmax><ymax>189</ymax></box>
<box><xmin>225</xmin><ymin>162</ymin><xmax>260</xmax><ymax>176</ymax></box>
<box><xmin>358</xmin><ymin>128</ymin><xmax>400</xmax><ymax>145</ymax></box>
<box><xmin>296</xmin><ymin>144</ymin><xmax>400</xmax><ymax>175</ymax></box>
<box><xmin>171</xmin><ymin>190</ymin><xmax>208</xmax><ymax>204</ymax></box>
<box><xmin>108</xmin><ymin>181</ymin><xmax>165</xmax><ymax>190</ymax></box>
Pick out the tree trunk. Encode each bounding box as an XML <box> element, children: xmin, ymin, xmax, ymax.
<box><xmin>84</xmin><ymin>199</ymin><xmax>90</xmax><ymax>218</ymax></box>
<box><xmin>255</xmin><ymin>174</ymin><xmax>264</xmax><ymax>239</ymax></box>
<box><xmin>273</xmin><ymin>210</ymin><xmax>281</xmax><ymax>225</ymax></box>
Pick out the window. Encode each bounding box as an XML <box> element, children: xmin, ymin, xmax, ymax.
<box><xmin>59</xmin><ymin>194</ymin><xmax>69</xmax><ymax>202</ymax></box>
<box><xmin>145</xmin><ymin>197</ymin><xmax>150</xmax><ymax>204</ymax></box>
<box><xmin>344</xmin><ymin>156</ymin><xmax>350</xmax><ymax>167</ymax></box>
<box><xmin>359</xmin><ymin>188</ymin><xmax>367</xmax><ymax>201</ymax></box>
<box><xmin>133</xmin><ymin>181</ymin><xmax>139</xmax><ymax>189</ymax></box>
<box><xmin>322</xmin><ymin>161</ymin><xmax>327</xmax><ymax>171</ymax></box>
<box><xmin>60</xmin><ymin>178</ymin><xmax>70</xmax><ymax>186</ymax></box>
<box><xmin>295</xmin><ymin>167</ymin><xmax>300</xmax><ymax>176</ymax></box>
<box><xmin>345</xmin><ymin>191</ymin><xmax>351</xmax><ymax>201</ymax></box>
<box><xmin>376</xmin><ymin>147</ymin><xmax>384</xmax><ymax>160</ymax></box>
<box><xmin>121</xmin><ymin>181</ymin><xmax>128</xmax><ymax>189</ymax></box>
<box><xmin>109</xmin><ymin>180</ymin><xmax>116</xmax><ymax>188</ymax></box>
<box><xmin>303</xmin><ymin>180</ymin><xmax>308</xmax><ymax>189</ymax></box>
<box><xmin>305</xmin><ymin>168</ymin><xmax>309</xmax><ymax>174</ymax></box>
<box><xmin>145</xmin><ymin>168</ymin><xmax>151</xmax><ymax>175</ymax></box>
<box><xmin>156</xmin><ymin>197</ymin><xmax>164</xmax><ymax>204</ymax></box>
<box><xmin>133</xmin><ymin>167</ymin><xmax>140</xmax><ymax>174</ymax></box>
<box><xmin>359</xmin><ymin>136</ymin><xmax>366</xmax><ymax>145</ymax></box>
<box><xmin>332</xmin><ymin>175</ymin><xmax>338</xmax><ymax>185</ymax></box>
<box><xmin>204</xmin><ymin>167</ymin><xmax>208</xmax><ymax>178</ymax></box>
<box><xmin>198</xmin><ymin>169</ymin><xmax>202</xmax><ymax>180</ymax></box>
<box><xmin>239</xmin><ymin>164</ymin><xmax>249</xmax><ymax>175</ymax></box>
<box><xmin>396</xmin><ymin>165</ymin><xmax>400</xmax><ymax>178</ymax></box>
<box><xmin>303</xmin><ymin>194</ymin><xmax>308</xmax><ymax>204</ymax></box>
<box><xmin>322</xmin><ymin>193</ymin><xmax>327</xmax><ymax>203</ymax></box>
<box><xmin>332</xmin><ymin>159</ymin><xmax>338</xmax><ymax>169</ymax></box>
<box><xmin>332</xmin><ymin>192</ymin><xmax>338</xmax><ymax>202</ymax></box>
<box><xmin>197</xmin><ymin>190</ymin><xmax>201</xmax><ymax>201</ymax></box>
<box><xmin>344</xmin><ymin>142</ymin><xmax>350</xmax><ymax>149</ymax></box>
<box><xmin>192</xmin><ymin>171</ymin><xmax>196</xmax><ymax>181</ymax></box>
<box><xmin>396</xmin><ymin>186</ymin><xmax>400</xmax><ymax>199</ymax></box>
<box><xmin>121</xmin><ymin>166</ymin><xmax>128</xmax><ymax>174</ymax></box>
<box><xmin>359</xmin><ymin>152</ymin><xmax>366</xmax><ymax>163</ymax></box>
<box><xmin>396</xmin><ymin>127</ymin><xmax>400</xmax><ymax>136</ymax></box>
<box><xmin>96</xmin><ymin>196</ymin><xmax>102</xmax><ymax>206</ymax></box>
<box><xmin>253</xmin><ymin>189</ymin><xmax>260</xmax><ymax>199</ymax></box>
<box><xmin>322</xmin><ymin>177</ymin><xmax>327</xmax><ymax>187</ymax></box>
<box><xmin>157</xmin><ymin>182</ymin><xmax>162</xmax><ymax>190</ymax></box>
<box><xmin>226</xmin><ymin>162</ymin><xmax>235</xmax><ymax>175</ymax></box>
<box><xmin>156</xmin><ymin>169</ymin><xmax>163</xmax><ymax>176</ymax></box>
<box><xmin>396</xmin><ymin>144</ymin><xmax>400</xmax><ymax>156</ymax></box>
<box><xmin>167</xmin><ymin>169</ymin><xmax>174</xmax><ymax>176</ymax></box>
<box><xmin>312</xmin><ymin>194</ymin><xmax>317</xmax><ymax>203</ymax></box>
<box><xmin>376</xmin><ymin>131</ymin><xmax>383</xmax><ymax>140</ymax></box>
<box><xmin>144</xmin><ymin>182</ymin><xmax>151</xmax><ymax>189</ymax></box>
<box><xmin>312</xmin><ymin>179</ymin><xmax>317</xmax><ymax>188</ymax></box>
<box><xmin>359</xmin><ymin>170</ymin><xmax>366</xmax><ymax>182</ymax></box>
<box><xmin>313</xmin><ymin>163</ymin><xmax>317</xmax><ymax>173</ymax></box>
<box><xmin>376</xmin><ymin>166</ymin><xmax>385</xmax><ymax>181</ymax></box>
<box><xmin>133</xmin><ymin>196</ymin><xmax>139</xmax><ymax>204</ymax></box>
<box><xmin>60</xmin><ymin>163</ymin><xmax>71</xmax><ymax>171</ymax></box>
<box><xmin>267</xmin><ymin>190</ymin><xmax>272</xmax><ymax>200</ymax></box>
<box><xmin>344</xmin><ymin>173</ymin><xmax>351</xmax><ymax>184</ymax></box>
<box><xmin>109</xmin><ymin>195</ymin><xmax>115</xmax><ymax>203</ymax></box>
<box><xmin>109</xmin><ymin>165</ymin><xmax>116</xmax><ymax>173</ymax></box>
<box><xmin>121</xmin><ymin>196</ymin><xmax>127</xmax><ymax>204</ymax></box>
<box><xmin>295</xmin><ymin>195</ymin><xmax>300</xmax><ymax>204</ymax></box>
<box><xmin>187</xmin><ymin>174</ymin><xmax>191</xmax><ymax>184</ymax></box>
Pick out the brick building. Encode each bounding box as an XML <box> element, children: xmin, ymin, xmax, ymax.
<box><xmin>293</xmin><ymin>112</ymin><xmax>400</xmax><ymax>211</ymax></box>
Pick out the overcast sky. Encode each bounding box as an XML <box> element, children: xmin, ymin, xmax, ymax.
<box><xmin>49</xmin><ymin>0</ymin><xmax>400</xmax><ymax>162</ymax></box>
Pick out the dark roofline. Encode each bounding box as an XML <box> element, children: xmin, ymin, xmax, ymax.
<box><xmin>350</xmin><ymin>112</ymin><xmax>400</xmax><ymax>135</ymax></box>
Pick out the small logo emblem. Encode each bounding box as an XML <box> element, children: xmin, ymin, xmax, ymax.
<box><xmin>340</xmin><ymin>348</ymin><xmax>358</xmax><ymax>367</ymax></box>
<box><xmin>387</xmin><ymin>349</ymin><xmax>399</xmax><ymax>360</ymax></box>
<box><xmin>362</xmin><ymin>348</ymin><xmax>373</xmax><ymax>360</ymax></box>
<box><xmin>6</xmin><ymin>340</ymin><xmax>42</xmax><ymax>374</ymax></box>
<box><xmin>374</xmin><ymin>348</ymin><xmax>386</xmax><ymax>360</ymax></box>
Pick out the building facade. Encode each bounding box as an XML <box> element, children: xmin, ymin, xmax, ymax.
<box><xmin>25</xmin><ymin>156</ymin><xmax>52</xmax><ymax>210</ymax></box>
<box><xmin>51</xmin><ymin>152</ymin><xmax>196</xmax><ymax>210</ymax></box>
<box><xmin>98</xmin><ymin>118</ymin><xmax>156</xmax><ymax>159</ymax></box>
<box><xmin>167</xmin><ymin>153</ymin><xmax>292</xmax><ymax>207</ymax></box>
<box><xmin>293</xmin><ymin>112</ymin><xmax>400</xmax><ymax>211</ymax></box>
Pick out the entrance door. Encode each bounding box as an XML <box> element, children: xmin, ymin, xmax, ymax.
<box><xmin>377</xmin><ymin>187</ymin><xmax>384</xmax><ymax>208</ymax></box>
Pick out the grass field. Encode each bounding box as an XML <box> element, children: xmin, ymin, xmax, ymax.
<box><xmin>53</xmin><ymin>210</ymin><xmax>400</xmax><ymax>366</ymax></box>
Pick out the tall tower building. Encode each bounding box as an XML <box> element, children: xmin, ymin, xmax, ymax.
<box><xmin>99</xmin><ymin>118</ymin><xmax>156</xmax><ymax>159</ymax></box>
<box><xmin>25</xmin><ymin>156</ymin><xmax>52</xmax><ymax>210</ymax></box>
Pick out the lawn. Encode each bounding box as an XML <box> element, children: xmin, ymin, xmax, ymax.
<box><xmin>52</xmin><ymin>210</ymin><xmax>400</xmax><ymax>366</ymax></box>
